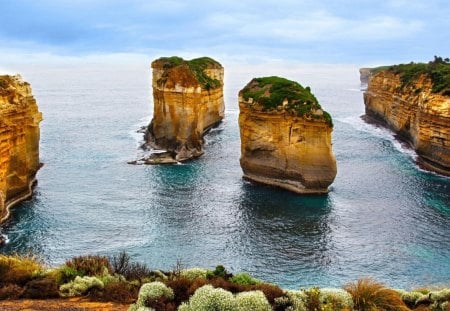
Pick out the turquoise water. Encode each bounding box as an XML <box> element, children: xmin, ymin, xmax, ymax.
<box><xmin>1</xmin><ymin>62</ymin><xmax>449</xmax><ymax>289</ymax></box>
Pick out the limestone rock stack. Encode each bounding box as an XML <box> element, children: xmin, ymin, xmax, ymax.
<box><xmin>363</xmin><ymin>60</ymin><xmax>450</xmax><ymax>176</ymax></box>
<box><xmin>239</xmin><ymin>77</ymin><xmax>337</xmax><ymax>194</ymax></box>
<box><xmin>146</xmin><ymin>57</ymin><xmax>224</xmax><ymax>163</ymax></box>
<box><xmin>0</xmin><ymin>75</ymin><xmax>42</xmax><ymax>222</ymax></box>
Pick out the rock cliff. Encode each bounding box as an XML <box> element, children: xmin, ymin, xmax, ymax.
<box><xmin>146</xmin><ymin>56</ymin><xmax>224</xmax><ymax>163</ymax></box>
<box><xmin>239</xmin><ymin>77</ymin><xmax>337</xmax><ymax>194</ymax></box>
<box><xmin>363</xmin><ymin>59</ymin><xmax>450</xmax><ymax>176</ymax></box>
<box><xmin>0</xmin><ymin>75</ymin><xmax>42</xmax><ymax>223</ymax></box>
<box><xmin>359</xmin><ymin>68</ymin><xmax>372</xmax><ymax>84</ymax></box>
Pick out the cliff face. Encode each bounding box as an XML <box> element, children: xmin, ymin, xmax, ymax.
<box><xmin>364</xmin><ymin>70</ymin><xmax>450</xmax><ymax>176</ymax></box>
<box><xmin>239</xmin><ymin>77</ymin><xmax>337</xmax><ymax>194</ymax></box>
<box><xmin>147</xmin><ymin>57</ymin><xmax>224</xmax><ymax>162</ymax></box>
<box><xmin>359</xmin><ymin>68</ymin><xmax>372</xmax><ymax>84</ymax></box>
<box><xmin>0</xmin><ymin>75</ymin><xmax>42</xmax><ymax>222</ymax></box>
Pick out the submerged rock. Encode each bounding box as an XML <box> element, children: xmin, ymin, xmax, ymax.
<box><xmin>363</xmin><ymin>58</ymin><xmax>450</xmax><ymax>176</ymax></box>
<box><xmin>238</xmin><ymin>76</ymin><xmax>337</xmax><ymax>194</ymax></box>
<box><xmin>146</xmin><ymin>56</ymin><xmax>225</xmax><ymax>163</ymax></box>
<box><xmin>0</xmin><ymin>75</ymin><xmax>42</xmax><ymax>223</ymax></box>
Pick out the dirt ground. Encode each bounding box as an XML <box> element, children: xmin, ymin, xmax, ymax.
<box><xmin>0</xmin><ymin>298</ymin><xmax>129</xmax><ymax>310</ymax></box>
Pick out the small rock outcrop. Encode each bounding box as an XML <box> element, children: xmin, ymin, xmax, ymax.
<box><xmin>0</xmin><ymin>75</ymin><xmax>42</xmax><ymax>223</ymax></box>
<box><xmin>359</xmin><ymin>68</ymin><xmax>372</xmax><ymax>84</ymax></box>
<box><xmin>145</xmin><ymin>56</ymin><xmax>224</xmax><ymax>163</ymax></box>
<box><xmin>239</xmin><ymin>76</ymin><xmax>337</xmax><ymax>194</ymax></box>
<box><xmin>363</xmin><ymin>58</ymin><xmax>450</xmax><ymax>176</ymax></box>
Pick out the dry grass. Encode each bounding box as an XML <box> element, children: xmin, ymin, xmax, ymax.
<box><xmin>344</xmin><ymin>278</ymin><xmax>410</xmax><ymax>311</ymax></box>
<box><xmin>0</xmin><ymin>254</ymin><xmax>43</xmax><ymax>285</ymax></box>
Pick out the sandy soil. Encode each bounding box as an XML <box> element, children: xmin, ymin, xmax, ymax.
<box><xmin>0</xmin><ymin>297</ymin><xmax>129</xmax><ymax>310</ymax></box>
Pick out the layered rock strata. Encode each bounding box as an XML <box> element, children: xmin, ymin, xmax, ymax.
<box><xmin>363</xmin><ymin>63</ymin><xmax>450</xmax><ymax>176</ymax></box>
<box><xmin>0</xmin><ymin>75</ymin><xmax>42</xmax><ymax>223</ymax></box>
<box><xmin>239</xmin><ymin>77</ymin><xmax>337</xmax><ymax>194</ymax></box>
<box><xmin>146</xmin><ymin>57</ymin><xmax>224</xmax><ymax>163</ymax></box>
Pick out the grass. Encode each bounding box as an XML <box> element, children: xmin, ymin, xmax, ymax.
<box><xmin>0</xmin><ymin>254</ymin><xmax>43</xmax><ymax>285</ymax></box>
<box><xmin>374</xmin><ymin>56</ymin><xmax>450</xmax><ymax>95</ymax></box>
<box><xmin>240</xmin><ymin>76</ymin><xmax>333</xmax><ymax>127</ymax></box>
<box><xmin>152</xmin><ymin>56</ymin><xmax>222</xmax><ymax>90</ymax></box>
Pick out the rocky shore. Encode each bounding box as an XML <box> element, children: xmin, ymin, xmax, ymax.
<box><xmin>0</xmin><ymin>75</ymin><xmax>42</xmax><ymax>224</ymax></box>
<box><xmin>239</xmin><ymin>77</ymin><xmax>337</xmax><ymax>194</ymax></box>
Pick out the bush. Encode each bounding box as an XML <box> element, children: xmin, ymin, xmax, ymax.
<box><xmin>180</xmin><ymin>268</ymin><xmax>208</xmax><ymax>281</ymax></box>
<box><xmin>0</xmin><ymin>254</ymin><xmax>43</xmax><ymax>285</ymax></box>
<box><xmin>178</xmin><ymin>285</ymin><xmax>237</xmax><ymax>311</ymax></box>
<box><xmin>51</xmin><ymin>266</ymin><xmax>81</xmax><ymax>285</ymax></box>
<box><xmin>0</xmin><ymin>284</ymin><xmax>24</xmax><ymax>300</ymax></box>
<box><xmin>344</xmin><ymin>278</ymin><xmax>409</xmax><ymax>311</ymax></box>
<box><xmin>59</xmin><ymin>276</ymin><xmax>104</xmax><ymax>297</ymax></box>
<box><xmin>109</xmin><ymin>251</ymin><xmax>153</xmax><ymax>282</ymax></box>
<box><xmin>65</xmin><ymin>255</ymin><xmax>111</xmax><ymax>277</ymax></box>
<box><xmin>304</xmin><ymin>287</ymin><xmax>321</xmax><ymax>311</ymax></box>
<box><xmin>251</xmin><ymin>283</ymin><xmax>285</xmax><ymax>304</ymax></box>
<box><xmin>206</xmin><ymin>265</ymin><xmax>231</xmax><ymax>280</ymax></box>
<box><xmin>400</xmin><ymin>290</ymin><xmax>427</xmax><ymax>307</ymax></box>
<box><xmin>89</xmin><ymin>281</ymin><xmax>139</xmax><ymax>304</ymax></box>
<box><xmin>166</xmin><ymin>277</ymin><xmax>195</xmax><ymax>305</ymax></box>
<box><xmin>134</xmin><ymin>282</ymin><xmax>174</xmax><ymax>308</ymax></box>
<box><xmin>319</xmin><ymin>288</ymin><xmax>354</xmax><ymax>310</ymax></box>
<box><xmin>230</xmin><ymin>273</ymin><xmax>262</xmax><ymax>286</ymax></box>
<box><xmin>236</xmin><ymin>290</ymin><xmax>272</xmax><ymax>311</ymax></box>
<box><xmin>285</xmin><ymin>290</ymin><xmax>307</xmax><ymax>311</ymax></box>
<box><xmin>431</xmin><ymin>289</ymin><xmax>450</xmax><ymax>303</ymax></box>
<box><xmin>22</xmin><ymin>277</ymin><xmax>59</xmax><ymax>299</ymax></box>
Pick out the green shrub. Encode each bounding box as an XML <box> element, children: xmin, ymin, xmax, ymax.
<box><xmin>180</xmin><ymin>268</ymin><xmax>208</xmax><ymax>281</ymax></box>
<box><xmin>430</xmin><ymin>288</ymin><xmax>450</xmax><ymax>302</ymax></box>
<box><xmin>59</xmin><ymin>276</ymin><xmax>104</xmax><ymax>297</ymax></box>
<box><xmin>52</xmin><ymin>265</ymin><xmax>81</xmax><ymax>285</ymax></box>
<box><xmin>235</xmin><ymin>290</ymin><xmax>272</xmax><ymax>311</ymax></box>
<box><xmin>319</xmin><ymin>288</ymin><xmax>354</xmax><ymax>310</ymax></box>
<box><xmin>206</xmin><ymin>265</ymin><xmax>231</xmax><ymax>279</ymax></box>
<box><xmin>230</xmin><ymin>273</ymin><xmax>262</xmax><ymax>286</ymax></box>
<box><xmin>178</xmin><ymin>284</ymin><xmax>237</xmax><ymax>311</ymax></box>
<box><xmin>65</xmin><ymin>255</ymin><xmax>112</xmax><ymax>277</ymax></box>
<box><xmin>400</xmin><ymin>290</ymin><xmax>426</xmax><ymax>307</ymax></box>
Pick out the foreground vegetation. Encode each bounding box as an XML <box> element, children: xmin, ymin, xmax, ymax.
<box><xmin>0</xmin><ymin>253</ymin><xmax>449</xmax><ymax>310</ymax></box>
<box><xmin>240</xmin><ymin>76</ymin><xmax>333</xmax><ymax>127</ymax></box>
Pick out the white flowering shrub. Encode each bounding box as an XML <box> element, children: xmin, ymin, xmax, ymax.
<box><xmin>128</xmin><ymin>305</ymin><xmax>152</xmax><ymax>311</ymax></box>
<box><xmin>178</xmin><ymin>285</ymin><xmax>237</xmax><ymax>311</ymax></box>
<box><xmin>286</xmin><ymin>290</ymin><xmax>307</xmax><ymax>311</ymax></box>
<box><xmin>180</xmin><ymin>268</ymin><xmax>208</xmax><ymax>280</ymax></box>
<box><xmin>319</xmin><ymin>288</ymin><xmax>354</xmax><ymax>310</ymax></box>
<box><xmin>128</xmin><ymin>281</ymin><xmax>174</xmax><ymax>310</ymax></box>
<box><xmin>430</xmin><ymin>288</ymin><xmax>450</xmax><ymax>302</ymax></box>
<box><xmin>235</xmin><ymin>290</ymin><xmax>272</xmax><ymax>311</ymax></box>
<box><xmin>400</xmin><ymin>290</ymin><xmax>426</xmax><ymax>306</ymax></box>
<box><xmin>59</xmin><ymin>276</ymin><xmax>104</xmax><ymax>297</ymax></box>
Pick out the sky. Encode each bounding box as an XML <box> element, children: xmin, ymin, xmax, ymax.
<box><xmin>0</xmin><ymin>0</ymin><xmax>449</xmax><ymax>65</ymax></box>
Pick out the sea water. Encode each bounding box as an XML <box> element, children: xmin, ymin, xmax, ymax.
<box><xmin>0</xmin><ymin>61</ymin><xmax>449</xmax><ymax>289</ymax></box>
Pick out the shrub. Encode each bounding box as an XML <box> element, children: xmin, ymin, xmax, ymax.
<box><xmin>0</xmin><ymin>254</ymin><xmax>43</xmax><ymax>285</ymax></box>
<box><xmin>400</xmin><ymin>290</ymin><xmax>427</xmax><ymax>307</ymax></box>
<box><xmin>206</xmin><ymin>265</ymin><xmax>231</xmax><ymax>279</ymax></box>
<box><xmin>251</xmin><ymin>283</ymin><xmax>285</xmax><ymax>304</ymax></box>
<box><xmin>304</xmin><ymin>287</ymin><xmax>321</xmax><ymax>311</ymax></box>
<box><xmin>178</xmin><ymin>284</ymin><xmax>237</xmax><ymax>311</ymax></box>
<box><xmin>89</xmin><ymin>281</ymin><xmax>139</xmax><ymax>304</ymax></box>
<box><xmin>166</xmin><ymin>277</ymin><xmax>195</xmax><ymax>305</ymax></box>
<box><xmin>22</xmin><ymin>277</ymin><xmax>59</xmax><ymax>299</ymax></box>
<box><xmin>319</xmin><ymin>288</ymin><xmax>354</xmax><ymax>310</ymax></box>
<box><xmin>0</xmin><ymin>284</ymin><xmax>24</xmax><ymax>300</ymax></box>
<box><xmin>430</xmin><ymin>289</ymin><xmax>450</xmax><ymax>303</ymax></box>
<box><xmin>230</xmin><ymin>273</ymin><xmax>262</xmax><ymax>286</ymax></box>
<box><xmin>236</xmin><ymin>290</ymin><xmax>272</xmax><ymax>311</ymax></box>
<box><xmin>180</xmin><ymin>268</ymin><xmax>208</xmax><ymax>281</ymax></box>
<box><xmin>344</xmin><ymin>278</ymin><xmax>409</xmax><ymax>311</ymax></box>
<box><xmin>51</xmin><ymin>265</ymin><xmax>81</xmax><ymax>285</ymax></box>
<box><xmin>65</xmin><ymin>255</ymin><xmax>111</xmax><ymax>277</ymax></box>
<box><xmin>136</xmin><ymin>282</ymin><xmax>174</xmax><ymax>307</ymax></box>
<box><xmin>285</xmin><ymin>290</ymin><xmax>307</xmax><ymax>311</ymax></box>
<box><xmin>109</xmin><ymin>251</ymin><xmax>153</xmax><ymax>282</ymax></box>
<box><xmin>209</xmin><ymin>277</ymin><xmax>248</xmax><ymax>294</ymax></box>
<box><xmin>59</xmin><ymin>276</ymin><xmax>104</xmax><ymax>297</ymax></box>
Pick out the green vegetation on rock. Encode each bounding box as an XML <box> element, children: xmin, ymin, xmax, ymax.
<box><xmin>153</xmin><ymin>56</ymin><xmax>222</xmax><ymax>90</ymax></box>
<box><xmin>240</xmin><ymin>76</ymin><xmax>333</xmax><ymax>127</ymax></box>
<box><xmin>377</xmin><ymin>56</ymin><xmax>450</xmax><ymax>95</ymax></box>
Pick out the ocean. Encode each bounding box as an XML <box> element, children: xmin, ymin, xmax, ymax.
<box><xmin>1</xmin><ymin>61</ymin><xmax>449</xmax><ymax>289</ymax></box>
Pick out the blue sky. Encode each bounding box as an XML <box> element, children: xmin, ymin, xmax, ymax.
<box><xmin>1</xmin><ymin>0</ymin><xmax>449</xmax><ymax>65</ymax></box>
